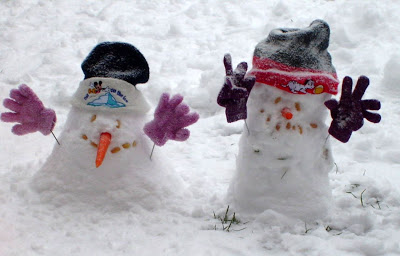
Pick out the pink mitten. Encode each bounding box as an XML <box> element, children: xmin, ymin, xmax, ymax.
<box><xmin>1</xmin><ymin>84</ymin><xmax>56</xmax><ymax>135</ymax></box>
<box><xmin>144</xmin><ymin>93</ymin><xmax>199</xmax><ymax>146</ymax></box>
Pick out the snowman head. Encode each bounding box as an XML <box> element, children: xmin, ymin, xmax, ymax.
<box><xmin>71</xmin><ymin>42</ymin><xmax>151</xmax><ymax>168</ymax></box>
<box><xmin>249</xmin><ymin>20</ymin><xmax>339</xmax><ymax>96</ymax></box>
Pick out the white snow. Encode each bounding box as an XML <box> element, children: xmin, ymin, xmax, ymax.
<box><xmin>229</xmin><ymin>83</ymin><xmax>334</xmax><ymax>221</ymax></box>
<box><xmin>31</xmin><ymin>105</ymin><xmax>186</xmax><ymax>212</ymax></box>
<box><xmin>1</xmin><ymin>0</ymin><xmax>400</xmax><ymax>255</ymax></box>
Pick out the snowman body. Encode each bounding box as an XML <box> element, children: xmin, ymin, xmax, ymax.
<box><xmin>31</xmin><ymin>78</ymin><xmax>185</xmax><ymax>210</ymax></box>
<box><xmin>228</xmin><ymin>83</ymin><xmax>334</xmax><ymax>220</ymax></box>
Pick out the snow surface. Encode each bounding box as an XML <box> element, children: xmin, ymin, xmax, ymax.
<box><xmin>1</xmin><ymin>0</ymin><xmax>400</xmax><ymax>255</ymax></box>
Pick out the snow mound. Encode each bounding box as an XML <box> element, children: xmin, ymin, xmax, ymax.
<box><xmin>30</xmin><ymin>108</ymin><xmax>188</xmax><ymax>212</ymax></box>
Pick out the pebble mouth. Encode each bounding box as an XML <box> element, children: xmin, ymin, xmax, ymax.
<box><xmin>81</xmin><ymin>134</ymin><xmax>137</xmax><ymax>153</ymax></box>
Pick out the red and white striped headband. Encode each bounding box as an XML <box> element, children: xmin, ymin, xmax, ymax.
<box><xmin>249</xmin><ymin>56</ymin><xmax>339</xmax><ymax>95</ymax></box>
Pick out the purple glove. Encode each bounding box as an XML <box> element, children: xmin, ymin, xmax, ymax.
<box><xmin>217</xmin><ymin>54</ymin><xmax>255</xmax><ymax>123</ymax></box>
<box><xmin>144</xmin><ymin>93</ymin><xmax>199</xmax><ymax>146</ymax></box>
<box><xmin>1</xmin><ymin>84</ymin><xmax>56</xmax><ymax>136</ymax></box>
<box><xmin>325</xmin><ymin>76</ymin><xmax>381</xmax><ymax>143</ymax></box>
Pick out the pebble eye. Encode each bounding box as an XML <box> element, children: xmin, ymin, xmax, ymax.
<box><xmin>91</xmin><ymin>115</ymin><xmax>97</xmax><ymax>122</ymax></box>
<box><xmin>295</xmin><ymin>102</ymin><xmax>301</xmax><ymax>111</ymax></box>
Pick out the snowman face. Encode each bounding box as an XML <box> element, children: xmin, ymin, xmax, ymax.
<box><xmin>80</xmin><ymin>114</ymin><xmax>138</xmax><ymax>155</ymax></box>
<box><xmin>248</xmin><ymin>83</ymin><xmax>332</xmax><ymax>135</ymax></box>
<box><xmin>87</xmin><ymin>112</ymin><xmax>145</xmax><ymax>168</ymax></box>
<box><xmin>62</xmin><ymin>108</ymin><xmax>146</xmax><ymax>169</ymax></box>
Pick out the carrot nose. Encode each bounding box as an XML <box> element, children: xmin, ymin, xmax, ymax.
<box><xmin>281</xmin><ymin>107</ymin><xmax>293</xmax><ymax>120</ymax></box>
<box><xmin>96</xmin><ymin>132</ymin><xmax>112</xmax><ymax>168</ymax></box>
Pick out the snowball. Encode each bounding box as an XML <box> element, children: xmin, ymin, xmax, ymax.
<box><xmin>382</xmin><ymin>54</ymin><xmax>400</xmax><ymax>95</ymax></box>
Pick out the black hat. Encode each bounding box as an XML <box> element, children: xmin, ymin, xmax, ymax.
<box><xmin>81</xmin><ymin>42</ymin><xmax>149</xmax><ymax>86</ymax></box>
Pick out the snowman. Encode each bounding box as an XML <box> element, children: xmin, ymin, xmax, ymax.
<box><xmin>217</xmin><ymin>20</ymin><xmax>381</xmax><ymax>221</ymax></box>
<box><xmin>1</xmin><ymin>42</ymin><xmax>199</xmax><ymax>210</ymax></box>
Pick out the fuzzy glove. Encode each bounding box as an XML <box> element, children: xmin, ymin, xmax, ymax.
<box><xmin>144</xmin><ymin>93</ymin><xmax>199</xmax><ymax>146</ymax></box>
<box><xmin>1</xmin><ymin>84</ymin><xmax>56</xmax><ymax>135</ymax></box>
<box><xmin>324</xmin><ymin>76</ymin><xmax>381</xmax><ymax>143</ymax></box>
<box><xmin>217</xmin><ymin>54</ymin><xmax>255</xmax><ymax>123</ymax></box>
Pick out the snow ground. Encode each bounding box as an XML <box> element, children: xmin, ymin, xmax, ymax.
<box><xmin>0</xmin><ymin>0</ymin><xmax>400</xmax><ymax>255</ymax></box>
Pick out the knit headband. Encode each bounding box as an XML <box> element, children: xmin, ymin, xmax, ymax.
<box><xmin>71</xmin><ymin>77</ymin><xmax>150</xmax><ymax>113</ymax></box>
<box><xmin>249</xmin><ymin>56</ymin><xmax>339</xmax><ymax>95</ymax></box>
